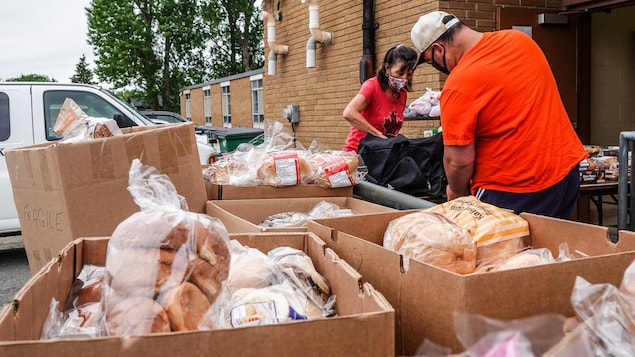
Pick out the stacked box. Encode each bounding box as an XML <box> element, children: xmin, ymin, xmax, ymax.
<box><xmin>307</xmin><ymin>211</ymin><xmax>635</xmax><ymax>355</ymax></box>
<box><xmin>5</xmin><ymin>123</ymin><xmax>207</xmax><ymax>274</ymax></box>
<box><xmin>0</xmin><ymin>234</ymin><xmax>395</xmax><ymax>357</ymax></box>
<box><xmin>206</xmin><ymin>197</ymin><xmax>396</xmax><ymax>233</ymax></box>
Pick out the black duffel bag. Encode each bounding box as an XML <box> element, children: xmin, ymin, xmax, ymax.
<box><xmin>357</xmin><ymin>132</ymin><xmax>447</xmax><ymax>198</ymax></box>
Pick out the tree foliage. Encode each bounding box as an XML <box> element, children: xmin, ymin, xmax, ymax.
<box><xmin>70</xmin><ymin>54</ymin><xmax>96</xmax><ymax>84</ymax></box>
<box><xmin>6</xmin><ymin>74</ymin><xmax>57</xmax><ymax>82</ymax></box>
<box><xmin>204</xmin><ymin>0</ymin><xmax>264</xmax><ymax>77</ymax></box>
<box><xmin>86</xmin><ymin>0</ymin><xmax>263</xmax><ymax>112</ymax></box>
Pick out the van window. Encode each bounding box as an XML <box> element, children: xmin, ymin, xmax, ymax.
<box><xmin>0</xmin><ymin>92</ymin><xmax>9</xmax><ymax>141</ymax></box>
<box><xmin>43</xmin><ymin>90</ymin><xmax>135</xmax><ymax>140</ymax></box>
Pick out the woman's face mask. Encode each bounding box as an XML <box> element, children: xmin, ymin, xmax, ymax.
<box><xmin>387</xmin><ymin>74</ymin><xmax>409</xmax><ymax>92</ymax></box>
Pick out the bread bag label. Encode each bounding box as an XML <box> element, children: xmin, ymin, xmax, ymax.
<box><xmin>314</xmin><ymin>153</ymin><xmax>354</xmax><ymax>188</ymax></box>
<box><xmin>273</xmin><ymin>152</ymin><xmax>302</xmax><ymax>185</ymax></box>
<box><xmin>425</xmin><ymin>196</ymin><xmax>529</xmax><ymax>244</ymax></box>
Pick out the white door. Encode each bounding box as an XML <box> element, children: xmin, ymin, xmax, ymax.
<box><xmin>0</xmin><ymin>86</ymin><xmax>34</xmax><ymax>233</ymax></box>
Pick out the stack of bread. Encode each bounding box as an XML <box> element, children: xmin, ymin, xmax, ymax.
<box><xmin>101</xmin><ymin>210</ymin><xmax>231</xmax><ymax>336</ymax></box>
<box><xmin>203</xmin><ymin>146</ymin><xmax>361</xmax><ymax>189</ymax></box>
<box><xmin>199</xmin><ymin>241</ymin><xmax>334</xmax><ymax>329</ymax></box>
<box><xmin>384</xmin><ymin>196</ymin><xmax>531</xmax><ymax>274</ymax></box>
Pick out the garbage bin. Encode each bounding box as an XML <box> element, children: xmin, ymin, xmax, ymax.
<box><xmin>216</xmin><ymin>128</ymin><xmax>265</xmax><ymax>153</ymax></box>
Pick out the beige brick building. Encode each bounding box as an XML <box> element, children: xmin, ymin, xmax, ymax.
<box><xmin>181</xmin><ymin>0</ymin><xmax>635</xmax><ymax>150</ymax></box>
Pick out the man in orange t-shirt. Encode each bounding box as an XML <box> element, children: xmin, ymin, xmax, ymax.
<box><xmin>410</xmin><ymin>11</ymin><xmax>588</xmax><ymax>219</ymax></box>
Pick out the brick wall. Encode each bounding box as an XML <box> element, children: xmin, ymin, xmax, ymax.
<box><xmin>228</xmin><ymin>76</ymin><xmax>254</xmax><ymax>128</ymax></box>
<box><xmin>182</xmin><ymin>0</ymin><xmax>563</xmax><ymax>149</ymax></box>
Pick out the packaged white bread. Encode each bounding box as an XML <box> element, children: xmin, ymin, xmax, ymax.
<box><xmin>424</xmin><ymin>196</ymin><xmax>528</xmax><ymax>271</ymax></box>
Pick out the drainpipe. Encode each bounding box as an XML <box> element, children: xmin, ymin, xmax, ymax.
<box><xmin>262</xmin><ymin>10</ymin><xmax>289</xmax><ymax>75</ymax></box>
<box><xmin>302</xmin><ymin>0</ymin><xmax>334</xmax><ymax>68</ymax></box>
<box><xmin>360</xmin><ymin>0</ymin><xmax>376</xmax><ymax>83</ymax></box>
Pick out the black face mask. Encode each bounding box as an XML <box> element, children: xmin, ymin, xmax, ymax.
<box><xmin>431</xmin><ymin>45</ymin><xmax>450</xmax><ymax>75</ymax></box>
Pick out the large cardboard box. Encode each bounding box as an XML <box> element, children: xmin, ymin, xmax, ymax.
<box><xmin>0</xmin><ymin>234</ymin><xmax>394</xmax><ymax>357</ymax></box>
<box><xmin>5</xmin><ymin>123</ymin><xmax>207</xmax><ymax>274</ymax></box>
<box><xmin>308</xmin><ymin>211</ymin><xmax>635</xmax><ymax>355</ymax></box>
<box><xmin>205</xmin><ymin>180</ymin><xmax>353</xmax><ymax>200</ymax></box>
<box><xmin>207</xmin><ymin>196</ymin><xmax>396</xmax><ymax>233</ymax></box>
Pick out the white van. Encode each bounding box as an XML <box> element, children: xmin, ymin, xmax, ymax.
<box><xmin>0</xmin><ymin>82</ymin><xmax>215</xmax><ymax>235</ymax></box>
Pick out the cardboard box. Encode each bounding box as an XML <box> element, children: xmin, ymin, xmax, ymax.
<box><xmin>205</xmin><ymin>180</ymin><xmax>353</xmax><ymax>200</ymax></box>
<box><xmin>207</xmin><ymin>197</ymin><xmax>396</xmax><ymax>233</ymax></box>
<box><xmin>307</xmin><ymin>211</ymin><xmax>635</xmax><ymax>355</ymax></box>
<box><xmin>5</xmin><ymin>123</ymin><xmax>207</xmax><ymax>274</ymax></box>
<box><xmin>0</xmin><ymin>234</ymin><xmax>394</xmax><ymax>357</ymax></box>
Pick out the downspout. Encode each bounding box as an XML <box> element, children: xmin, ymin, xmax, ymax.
<box><xmin>262</xmin><ymin>10</ymin><xmax>289</xmax><ymax>75</ymax></box>
<box><xmin>360</xmin><ymin>0</ymin><xmax>376</xmax><ymax>83</ymax></box>
<box><xmin>302</xmin><ymin>0</ymin><xmax>334</xmax><ymax>68</ymax></box>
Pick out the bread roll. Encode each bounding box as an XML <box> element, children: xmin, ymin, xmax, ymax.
<box><xmin>77</xmin><ymin>276</ymin><xmax>104</xmax><ymax>306</ymax></box>
<box><xmin>311</xmin><ymin>151</ymin><xmax>359</xmax><ymax>188</ymax></box>
<box><xmin>109</xmin><ymin>211</ymin><xmax>189</xmax><ymax>250</ymax></box>
<box><xmin>105</xmin><ymin>296</ymin><xmax>171</xmax><ymax>336</ymax></box>
<box><xmin>158</xmin><ymin>282</ymin><xmax>211</xmax><ymax>331</ymax></box>
<box><xmin>256</xmin><ymin>151</ymin><xmax>313</xmax><ymax>186</ymax></box>
<box><xmin>107</xmin><ymin>247</ymin><xmax>185</xmax><ymax>297</ymax></box>
<box><xmin>227</xmin><ymin>245</ymin><xmax>279</xmax><ymax>291</ymax></box>
<box><xmin>384</xmin><ymin>211</ymin><xmax>477</xmax><ymax>274</ymax></box>
<box><xmin>494</xmin><ymin>252</ymin><xmax>545</xmax><ymax>271</ymax></box>
<box><xmin>188</xmin><ymin>257</ymin><xmax>225</xmax><ymax>303</ymax></box>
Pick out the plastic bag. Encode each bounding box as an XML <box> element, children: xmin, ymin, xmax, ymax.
<box><xmin>256</xmin><ymin>150</ymin><xmax>314</xmax><ymax>186</ymax></box>
<box><xmin>268</xmin><ymin>246</ymin><xmax>336</xmax><ymax>317</ymax></box>
<box><xmin>200</xmin><ymin>280</ymin><xmax>310</xmax><ymax>329</ymax></box>
<box><xmin>99</xmin><ymin>159</ymin><xmax>231</xmax><ymax>336</ymax></box>
<box><xmin>54</xmin><ymin>97</ymin><xmax>121</xmax><ymax>142</ymax></box>
<box><xmin>415</xmin><ymin>312</ymin><xmax>567</xmax><ymax>356</ymax></box>
<box><xmin>309</xmin><ymin>150</ymin><xmax>362</xmax><ymax>188</ymax></box>
<box><xmin>406</xmin><ymin>88</ymin><xmax>441</xmax><ymax>117</ymax></box>
<box><xmin>259</xmin><ymin>201</ymin><xmax>354</xmax><ymax>229</ymax></box>
<box><xmin>199</xmin><ymin>242</ymin><xmax>335</xmax><ymax>330</ymax></box>
<box><xmin>225</xmin><ymin>240</ymin><xmax>280</xmax><ymax>291</ymax></box>
<box><xmin>424</xmin><ymin>196</ymin><xmax>528</xmax><ymax>271</ymax></box>
<box><xmin>384</xmin><ymin>211</ymin><xmax>477</xmax><ymax>274</ymax></box>
<box><xmin>492</xmin><ymin>243</ymin><xmax>576</xmax><ymax>272</ymax></box>
<box><xmin>566</xmin><ymin>275</ymin><xmax>635</xmax><ymax>356</ymax></box>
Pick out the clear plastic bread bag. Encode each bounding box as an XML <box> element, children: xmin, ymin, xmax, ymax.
<box><xmin>565</xmin><ymin>264</ymin><xmax>635</xmax><ymax>357</ymax></box>
<box><xmin>41</xmin><ymin>266</ymin><xmax>106</xmax><ymax>340</ymax></box>
<box><xmin>267</xmin><ymin>247</ymin><xmax>336</xmax><ymax>317</ymax></box>
<box><xmin>256</xmin><ymin>149</ymin><xmax>315</xmax><ymax>186</ymax></box>
<box><xmin>308</xmin><ymin>150</ymin><xmax>362</xmax><ymax>188</ymax></box>
<box><xmin>53</xmin><ymin>98</ymin><xmax>121</xmax><ymax>142</ymax></box>
<box><xmin>98</xmin><ymin>159</ymin><xmax>231</xmax><ymax>336</ymax></box>
<box><xmin>384</xmin><ymin>211</ymin><xmax>477</xmax><ymax>274</ymax></box>
<box><xmin>424</xmin><ymin>196</ymin><xmax>529</xmax><ymax>272</ymax></box>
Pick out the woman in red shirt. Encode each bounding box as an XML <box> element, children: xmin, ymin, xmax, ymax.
<box><xmin>342</xmin><ymin>45</ymin><xmax>418</xmax><ymax>152</ymax></box>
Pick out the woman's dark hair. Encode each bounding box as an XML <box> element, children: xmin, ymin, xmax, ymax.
<box><xmin>377</xmin><ymin>44</ymin><xmax>418</xmax><ymax>92</ymax></box>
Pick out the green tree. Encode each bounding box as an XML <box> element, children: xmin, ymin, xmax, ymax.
<box><xmin>6</xmin><ymin>74</ymin><xmax>57</xmax><ymax>82</ymax></box>
<box><xmin>86</xmin><ymin>0</ymin><xmax>210</xmax><ymax>111</ymax></box>
<box><xmin>204</xmin><ymin>0</ymin><xmax>264</xmax><ymax>77</ymax></box>
<box><xmin>70</xmin><ymin>54</ymin><xmax>96</xmax><ymax>84</ymax></box>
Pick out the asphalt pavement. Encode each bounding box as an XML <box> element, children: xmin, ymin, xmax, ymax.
<box><xmin>0</xmin><ymin>235</ymin><xmax>32</xmax><ymax>307</ymax></box>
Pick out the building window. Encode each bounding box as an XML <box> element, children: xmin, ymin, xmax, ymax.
<box><xmin>203</xmin><ymin>88</ymin><xmax>211</xmax><ymax>124</ymax></box>
<box><xmin>184</xmin><ymin>91</ymin><xmax>191</xmax><ymax>120</ymax></box>
<box><xmin>221</xmin><ymin>82</ymin><xmax>231</xmax><ymax>127</ymax></box>
<box><xmin>251</xmin><ymin>77</ymin><xmax>264</xmax><ymax>129</ymax></box>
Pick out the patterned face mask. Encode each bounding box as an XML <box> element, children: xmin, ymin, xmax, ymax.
<box><xmin>388</xmin><ymin>75</ymin><xmax>409</xmax><ymax>92</ymax></box>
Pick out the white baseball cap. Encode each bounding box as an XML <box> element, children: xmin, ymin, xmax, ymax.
<box><xmin>411</xmin><ymin>11</ymin><xmax>460</xmax><ymax>66</ymax></box>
